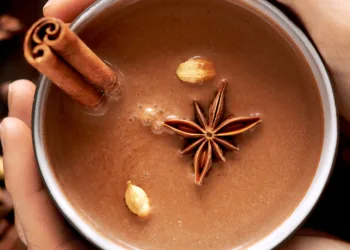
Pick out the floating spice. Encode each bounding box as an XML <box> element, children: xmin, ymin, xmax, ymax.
<box><xmin>176</xmin><ymin>57</ymin><xmax>216</xmax><ymax>84</ymax></box>
<box><xmin>24</xmin><ymin>17</ymin><xmax>118</xmax><ymax>107</ymax></box>
<box><xmin>163</xmin><ymin>80</ymin><xmax>262</xmax><ymax>185</ymax></box>
<box><xmin>125</xmin><ymin>181</ymin><xmax>151</xmax><ymax>218</ymax></box>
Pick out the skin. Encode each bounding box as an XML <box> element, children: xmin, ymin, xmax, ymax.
<box><xmin>277</xmin><ymin>0</ymin><xmax>350</xmax><ymax>122</ymax></box>
<box><xmin>0</xmin><ymin>0</ymin><xmax>350</xmax><ymax>249</ymax></box>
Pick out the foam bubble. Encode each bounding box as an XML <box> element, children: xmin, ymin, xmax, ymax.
<box><xmin>152</xmin><ymin>120</ymin><xmax>165</xmax><ymax>135</ymax></box>
<box><xmin>140</xmin><ymin>107</ymin><xmax>157</xmax><ymax>126</ymax></box>
<box><xmin>80</xmin><ymin>100</ymin><xmax>108</xmax><ymax>117</ymax></box>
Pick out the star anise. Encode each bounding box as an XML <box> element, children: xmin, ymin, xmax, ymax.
<box><xmin>163</xmin><ymin>80</ymin><xmax>262</xmax><ymax>185</ymax></box>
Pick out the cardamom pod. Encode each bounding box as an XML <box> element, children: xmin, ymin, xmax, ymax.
<box><xmin>176</xmin><ymin>57</ymin><xmax>216</xmax><ymax>84</ymax></box>
<box><xmin>124</xmin><ymin>181</ymin><xmax>151</xmax><ymax>218</ymax></box>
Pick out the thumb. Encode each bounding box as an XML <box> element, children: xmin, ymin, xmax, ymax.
<box><xmin>43</xmin><ymin>0</ymin><xmax>96</xmax><ymax>23</ymax></box>
<box><xmin>274</xmin><ymin>0</ymin><xmax>315</xmax><ymax>22</ymax></box>
<box><xmin>275</xmin><ymin>0</ymin><xmax>305</xmax><ymax>9</ymax></box>
<box><xmin>276</xmin><ymin>0</ymin><xmax>294</xmax><ymax>6</ymax></box>
<box><xmin>274</xmin><ymin>1</ymin><xmax>349</xmax><ymax>38</ymax></box>
<box><xmin>281</xmin><ymin>236</ymin><xmax>350</xmax><ymax>250</ymax></box>
<box><xmin>0</xmin><ymin>118</ymin><xmax>91</xmax><ymax>249</ymax></box>
<box><xmin>274</xmin><ymin>0</ymin><xmax>350</xmax><ymax>121</ymax></box>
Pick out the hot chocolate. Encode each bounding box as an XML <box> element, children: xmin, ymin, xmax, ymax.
<box><xmin>43</xmin><ymin>0</ymin><xmax>324</xmax><ymax>249</ymax></box>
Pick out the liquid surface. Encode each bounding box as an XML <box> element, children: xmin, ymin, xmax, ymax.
<box><xmin>44</xmin><ymin>0</ymin><xmax>324</xmax><ymax>249</ymax></box>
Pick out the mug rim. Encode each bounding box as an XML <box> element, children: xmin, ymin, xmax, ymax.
<box><xmin>32</xmin><ymin>0</ymin><xmax>338</xmax><ymax>249</ymax></box>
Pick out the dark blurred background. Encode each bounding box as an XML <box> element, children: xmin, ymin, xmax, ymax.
<box><xmin>0</xmin><ymin>0</ymin><xmax>44</xmax><ymax>122</ymax></box>
<box><xmin>0</xmin><ymin>0</ymin><xmax>349</xmax><ymax>248</ymax></box>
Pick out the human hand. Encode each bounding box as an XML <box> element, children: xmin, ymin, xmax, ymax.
<box><xmin>276</xmin><ymin>0</ymin><xmax>350</xmax><ymax>122</ymax></box>
<box><xmin>0</xmin><ymin>1</ymin><xmax>98</xmax><ymax>249</ymax></box>
<box><xmin>1</xmin><ymin>80</ymin><xmax>93</xmax><ymax>249</ymax></box>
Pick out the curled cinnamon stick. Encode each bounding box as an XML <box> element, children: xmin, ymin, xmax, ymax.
<box><xmin>24</xmin><ymin>17</ymin><xmax>118</xmax><ymax>107</ymax></box>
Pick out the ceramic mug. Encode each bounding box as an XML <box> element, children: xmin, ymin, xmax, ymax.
<box><xmin>32</xmin><ymin>0</ymin><xmax>338</xmax><ymax>249</ymax></box>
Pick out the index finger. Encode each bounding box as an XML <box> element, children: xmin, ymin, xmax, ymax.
<box><xmin>8</xmin><ymin>80</ymin><xmax>36</xmax><ymax>128</ymax></box>
<box><xmin>43</xmin><ymin>0</ymin><xmax>96</xmax><ymax>23</ymax></box>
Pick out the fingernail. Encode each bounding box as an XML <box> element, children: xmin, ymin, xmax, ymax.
<box><xmin>0</xmin><ymin>120</ymin><xmax>4</xmax><ymax>143</ymax></box>
<box><xmin>0</xmin><ymin>120</ymin><xmax>7</xmax><ymax>180</ymax></box>
<box><xmin>43</xmin><ymin>0</ymin><xmax>55</xmax><ymax>10</ymax></box>
<box><xmin>0</xmin><ymin>156</ymin><xmax>4</xmax><ymax>181</ymax></box>
<box><xmin>0</xmin><ymin>119</ymin><xmax>9</xmax><ymax>147</ymax></box>
<box><xmin>7</xmin><ymin>84</ymin><xmax>12</xmax><ymax>108</ymax></box>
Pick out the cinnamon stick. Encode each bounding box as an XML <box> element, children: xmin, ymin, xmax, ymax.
<box><xmin>24</xmin><ymin>17</ymin><xmax>118</xmax><ymax>107</ymax></box>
